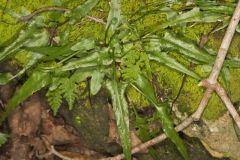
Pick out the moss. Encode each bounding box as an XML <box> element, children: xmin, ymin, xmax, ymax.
<box><xmin>0</xmin><ymin>0</ymin><xmax>54</xmax><ymax>44</ymax></box>
<box><xmin>127</xmin><ymin>86</ymin><xmax>150</xmax><ymax>108</ymax></box>
<box><xmin>13</xmin><ymin>50</ymin><xmax>31</xmax><ymax>65</ymax></box>
<box><xmin>185</xmin><ymin>23</ymin><xmax>215</xmax><ymax>44</ymax></box>
<box><xmin>203</xmin><ymin>93</ymin><xmax>227</xmax><ymax>119</ymax></box>
<box><xmin>229</xmin><ymin>69</ymin><xmax>240</xmax><ymax>102</ymax></box>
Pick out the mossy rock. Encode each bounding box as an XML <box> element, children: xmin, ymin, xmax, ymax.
<box><xmin>60</xmin><ymin>89</ymin><xmax>122</xmax><ymax>154</ymax></box>
<box><xmin>60</xmin><ymin>89</ymin><xmax>109</xmax><ymax>151</ymax></box>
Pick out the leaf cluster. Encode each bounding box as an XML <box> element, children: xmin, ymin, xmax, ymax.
<box><xmin>0</xmin><ymin>0</ymin><xmax>239</xmax><ymax>159</ymax></box>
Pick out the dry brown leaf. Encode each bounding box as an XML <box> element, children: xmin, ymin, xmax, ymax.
<box><xmin>9</xmin><ymin>94</ymin><xmax>42</xmax><ymax>137</ymax></box>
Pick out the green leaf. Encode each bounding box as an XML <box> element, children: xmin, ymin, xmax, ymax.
<box><xmin>196</xmin><ymin>0</ymin><xmax>235</xmax><ymax>15</ymax></box>
<box><xmin>47</xmin><ymin>71</ymin><xmax>92</xmax><ymax>114</ymax></box>
<box><xmin>220</xmin><ymin>67</ymin><xmax>231</xmax><ymax>92</ymax></box>
<box><xmin>0</xmin><ymin>73</ymin><xmax>13</xmax><ymax>85</ymax></box>
<box><xmin>71</xmin><ymin>70</ymin><xmax>92</xmax><ymax>83</ymax></box>
<box><xmin>0</xmin><ymin>52</ymin><xmax>43</xmax><ymax>85</ymax></box>
<box><xmin>0</xmin><ymin>69</ymin><xmax>51</xmax><ymax>124</ymax></box>
<box><xmin>65</xmin><ymin>0</ymin><xmax>99</xmax><ymax>23</ymax></box>
<box><xmin>60</xmin><ymin>77</ymin><xmax>77</xmax><ymax>110</ymax></box>
<box><xmin>24</xmin><ymin>29</ymin><xmax>49</xmax><ymax>47</ymax></box>
<box><xmin>147</xmin><ymin>7</ymin><xmax>224</xmax><ymax>33</ymax></box>
<box><xmin>156</xmin><ymin>32</ymin><xmax>240</xmax><ymax>68</ymax></box>
<box><xmin>0</xmin><ymin>132</ymin><xmax>8</xmax><ymax>147</ymax></box>
<box><xmin>131</xmin><ymin>74</ymin><xmax>189</xmax><ymax>160</ymax></box>
<box><xmin>224</xmin><ymin>58</ymin><xmax>240</xmax><ymax>68</ymax></box>
<box><xmin>149</xmin><ymin>52</ymin><xmax>201</xmax><ymax>80</ymax></box>
<box><xmin>106</xmin><ymin>80</ymin><xmax>131</xmax><ymax>160</ymax></box>
<box><xmin>59</xmin><ymin>52</ymin><xmax>100</xmax><ymax>71</ymax></box>
<box><xmin>106</xmin><ymin>0</ymin><xmax>121</xmax><ymax>33</ymax></box>
<box><xmin>60</xmin><ymin>50</ymin><xmax>112</xmax><ymax>71</ymax></box>
<box><xmin>70</xmin><ymin>38</ymin><xmax>95</xmax><ymax>51</ymax></box>
<box><xmin>237</xmin><ymin>24</ymin><xmax>240</xmax><ymax>33</ymax></box>
<box><xmin>90</xmin><ymin>70</ymin><xmax>104</xmax><ymax>95</ymax></box>
<box><xmin>0</xmin><ymin>16</ymin><xmax>46</xmax><ymax>62</ymax></box>
<box><xmin>47</xmin><ymin>85</ymin><xmax>63</xmax><ymax>115</ymax></box>
<box><xmin>25</xmin><ymin>44</ymin><xmax>74</xmax><ymax>60</ymax></box>
<box><xmin>159</xmin><ymin>32</ymin><xmax>215</xmax><ymax>63</ymax></box>
<box><xmin>14</xmin><ymin>52</ymin><xmax>43</xmax><ymax>81</ymax></box>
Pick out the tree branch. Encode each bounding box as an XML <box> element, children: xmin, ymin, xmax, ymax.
<box><xmin>100</xmin><ymin>0</ymin><xmax>240</xmax><ymax>159</ymax></box>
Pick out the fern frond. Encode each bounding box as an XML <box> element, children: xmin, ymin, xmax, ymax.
<box><xmin>60</xmin><ymin>77</ymin><xmax>78</xmax><ymax>110</ymax></box>
<box><xmin>122</xmin><ymin>51</ymin><xmax>151</xmax><ymax>80</ymax></box>
<box><xmin>47</xmin><ymin>86</ymin><xmax>63</xmax><ymax>115</ymax></box>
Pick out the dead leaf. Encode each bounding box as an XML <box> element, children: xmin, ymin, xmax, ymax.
<box><xmin>9</xmin><ymin>94</ymin><xmax>42</xmax><ymax>137</ymax></box>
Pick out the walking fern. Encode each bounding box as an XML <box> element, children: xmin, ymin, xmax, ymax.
<box><xmin>0</xmin><ymin>0</ymin><xmax>240</xmax><ymax>159</ymax></box>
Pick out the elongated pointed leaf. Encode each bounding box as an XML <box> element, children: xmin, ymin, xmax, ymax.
<box><xmin>60</xmin><ymin>51</ymin><xmax>112</xmax><ymax>71</ymax></box>
<box><xmin>106</xmin><ymin>80</ymin><xmax>131</xmax><ymax>160</ymax></box>
<box><xmin>155</xmin><ymin>32</ymin><xmax>240</xmax><ymax>68</ymax></box>
<box><xmin>25</xmin><ymin>44</ymin><xmax>74</xmax><ymax>60</ymax></box>
<box><xmin>71</xmin><ymin>38</ymin><xmax>95</xmax><ymax>51</ymax></box>
<box><xmin>148</xmin><ymin>7</ymin><xmax>224</xmax><ymax>33</ymax></box>
<box><xmin>90</xmin><ymin>70</ymin><xmax>104</xmax><ymax>95</ymax></box>
<box><xmin>220</xmin><ymin>67</ymin><xmax>231</xmax><ymax>92</ymax></box>
<box><xmin>159</xmin><ymin>32</ymin><xmax>215</xmax><ymax>63</ymax></box>
<box><xmin>106</xmin><ymin>0</ymin><xmax>121</xmax><ymax>33</ymax></box>
<box><xmin>0</xmin><ymin>17</ymin><xmax>46</xmax><ymax>62</ymax></box>
<box><xmin>0</xmin><ymin>52</ymin><xmax>43</xmax><ymax>85</ymax></box>
<box><xmin>131</xmin><ymin>74</ymin><xmax>189</xmax><ymax>160</ymax></box>
<box><xmin>65</xmin><ymin>0</ymin><xmax>99</xmax><ymax>23</ymax></box>
<box><xmin>149</xmin><ymin>52</ymin><xmax>201</xmax><ymax>80</ymax></box>
<box><xmin>196</xmin><ymin>0</ymin><xmax>235</xmax><ymax>15</ymax></box>
<box><xmin>224</xmin><ymin>58</ymin><xmax>240</xmax><ymax>68</ymax></box>
<box><xmin>0</xmin><ymin>69</ymin><xmax>51</xmax><ymax>124</ymax></box>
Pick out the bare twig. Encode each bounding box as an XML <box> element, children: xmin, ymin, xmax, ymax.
<box><xmin>200</xmin><ymin>80</ymin><xmax>240</xmax><ymax>128</ymax></box>
<box><xmin>20</xmin><ymin>6</ymin><xmax>69</xmax><ymax>22</ymax></box>
<box><xmin>37</xmin><ymin>145</ymin><xmax>74</xmax><ymax>160</ymax></box>
<box><xmin>50</xmin><ymin>146</ymin><xmax>74</xmax><ymax>160</ymax></box>
<box><xmin>18</xmin><ymin>6</ymin><xmax>106</xmax><ymax>24</ymax></box>
<box><xmin>86</xmin><ymin>15</ymin><xmax>106</xmax><ymax>24</ymax></box>
<box><xmin>100</xmin><ymin>0</ymin><xmax>240</xmax><ymax>159</ymax></box>
<box><xmin>216</xmin><ymin>85</ymin><xmax>240</xmax><ymax>128</ymax></box>
<box><xmin>208</xmin><ymin>4</ymin><xmax>240</xmax><ymax>83</ymax></box>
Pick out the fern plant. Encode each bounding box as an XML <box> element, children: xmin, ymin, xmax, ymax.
<box><xmin>0</xmin><ymin>0</ymin><xmax>239</xmax><ymax>159</ymax></box>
